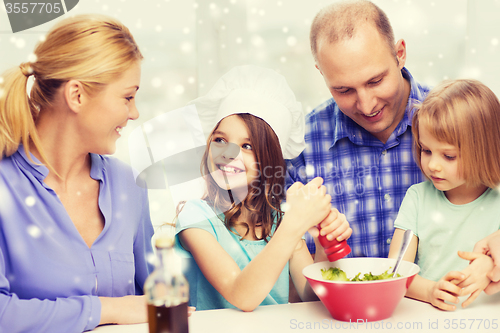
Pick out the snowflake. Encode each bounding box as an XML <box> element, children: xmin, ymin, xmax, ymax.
<box><xmin>27</xmin><ymin>225</ymin><xmax>42</xmax><ymax>238</ymax></box>
<box><xmin>25</xmin><ymin>196</ymin><xmax>36</xmax><ymax>207</ymax></box>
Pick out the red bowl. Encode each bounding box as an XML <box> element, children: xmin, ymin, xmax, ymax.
<box><xmin>303</xmin><ymin>258</ymin><xmax>420</xmax><ymax>322</ymax></box>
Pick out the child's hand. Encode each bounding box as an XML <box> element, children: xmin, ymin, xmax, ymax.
<box><xmin>285</xmin><ymin>177</ymin><xmax>332</xmax><ymax>231</ymax></box>
<box><xmin>308</xmin><ymin>208</ymin><xmax>352</xmax><ymax>242</ymax></box>
<box><xmin>456</xmin><ymin>251</ymin><xmax>494</xmax><ymax>308</ymax></box>
<box><xmin>426</xmin><ymin>271</ymin><xmax>465</xmax><ymax>311</ymax></box>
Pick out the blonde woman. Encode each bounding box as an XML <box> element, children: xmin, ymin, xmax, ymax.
<box><xmin>0</xmin><ymin>15</ymin><xmax>153</xmax><ymax>332</ymax></box>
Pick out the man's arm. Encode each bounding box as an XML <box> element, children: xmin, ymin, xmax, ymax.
<box><xmin>471</xmin><ymin>230</ymin><xmax>500</xmax><ymax>294</ymax></box>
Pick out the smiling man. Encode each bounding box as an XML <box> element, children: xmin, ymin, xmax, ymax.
<box><xmin>287</xmin><ymin>0</ymin><xmax>430</xmax><ymax>258</ymax></box>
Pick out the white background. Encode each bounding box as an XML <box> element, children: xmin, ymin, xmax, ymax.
<box><xmin>1</xmin><ymin>0</ymin><xmax>500</xmax><ymax>228</ymax></box>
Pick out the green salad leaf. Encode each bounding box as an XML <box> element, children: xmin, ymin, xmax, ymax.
<box><xmin>321</xmin><ymin>267</ymin><xmax>401</xmax><ymax>281</ymax></box>
<box><xmin>320</xmin><ymin>267</ymin><xmax>350</xmax><ymax>281</ymax></box>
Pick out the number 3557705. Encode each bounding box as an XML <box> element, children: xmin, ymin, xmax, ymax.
<box><xmin>5</xmin><ymin>3</ymin><xmax>62</xmax><ymax>14</ymax></box>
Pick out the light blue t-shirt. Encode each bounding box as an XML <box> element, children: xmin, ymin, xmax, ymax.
<box><xmin>174</xmin><ymin>199</ymin><xmax>289</xmax><ymax>310</ymax></box>
<box><xmin>394</xmin><ymin>181</ymin><xmax>500</xmax><ymax>282</ymax></box>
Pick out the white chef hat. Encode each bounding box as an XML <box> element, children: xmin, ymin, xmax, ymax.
<box><xmin>189</xmin><ymin>65</ymin><xmax>306</xmax><ymax>160</ymax></box>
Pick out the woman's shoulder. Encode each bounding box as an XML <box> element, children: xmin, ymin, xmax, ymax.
<box><xmin>92</xmin><ymin>154</ymin><xmax>133</xmax><ymax>174</ymax></box>
<box><xmin>91</xmin><ymin>154</ymin><xmax>139</xmax><ymax>184</ymax></box>
<box><xmin>0</xmin><ymin>150</ymin><xmax>45</xmax><ymax>183</ymax></box>
<box><xmin>0</xmin><ymin>154</ymin><xmax>16</xmax><ymax>175</ymax></box>
<box><xmin>90</xmin><ymin>154</ymin><xmax>149</xmax><ymax>202</ymax></box>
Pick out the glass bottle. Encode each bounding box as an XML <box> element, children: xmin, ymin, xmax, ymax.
<box><xmin>144</xmin><ymin>237</ymin><xmax>189</xmax><ymax>333</ymax></box>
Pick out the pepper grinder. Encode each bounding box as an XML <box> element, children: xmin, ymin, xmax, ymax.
<box><xmin>317</xmin><ymin>226</ymin><xmax>351</xmax><ymax>261</ymax></box>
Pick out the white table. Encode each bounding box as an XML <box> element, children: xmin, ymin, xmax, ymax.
<box><xmin>92</xmin><ymin>292</ymin><xmax>500</xmax><ymax>333</ymax></box>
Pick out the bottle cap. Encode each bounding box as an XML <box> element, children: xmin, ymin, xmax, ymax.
<box><xmin>155</xmin><ymin>236</ymin><xmax>175</xmax><ymax>249</ymax></box>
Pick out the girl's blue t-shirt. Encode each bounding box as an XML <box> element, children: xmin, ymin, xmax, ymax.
<box><xmin>174</xmin><ymin>199</ymin><xmax>289</xmax><ymax>310</ymax></box>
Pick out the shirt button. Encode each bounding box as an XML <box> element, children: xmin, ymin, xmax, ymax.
<box><xmin>387</xmin><ymin>238</ymin><xmax>392</xmax><ymax>244</ymax></box>
<box><xmin>381</xmin><ymin>150</ymin><xmax>387</xmax><ymax>155</ymax></box>
<box><xmin>384</xmin><ymin>193</ymin><xmax>391</xmax><ymax>201</ymax></box>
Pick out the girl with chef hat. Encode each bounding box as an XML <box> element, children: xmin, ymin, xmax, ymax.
<box><xmin>174</xmin><ymin>65</ymin><xmax>352</xmax><ymax>311</ymax></box>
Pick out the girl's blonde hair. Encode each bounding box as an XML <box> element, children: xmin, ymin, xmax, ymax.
<box><xmin>412</xmin><ymin>79</ymin><xmax>500</xmax><ymax>188</ymax></box>
<box><xmin>0</xmin><ymin>14</ymin><xmax>143</xmax><ymax>164</ymax></box>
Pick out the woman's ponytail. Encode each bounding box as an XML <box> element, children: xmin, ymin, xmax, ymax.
<box><xmin>0</xmin><ymin>64</ymin><xmax>39</xmax><ymax>160</ymax></box>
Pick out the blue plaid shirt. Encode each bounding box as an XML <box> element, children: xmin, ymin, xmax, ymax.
<box><xmin>287</xmin><ymin>68</ymin><xmax>430</xmax><ymax>258</ymax></box>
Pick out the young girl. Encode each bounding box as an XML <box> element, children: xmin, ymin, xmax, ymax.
<box><xmin>174</xmin><ymin>65</ymin><xmax>352</xmax><ymax>311</ymax></box>
<box><xmin>389</xmin><ymin>79</ymin><xmax>500</xmax><ymax>311</ymax></box>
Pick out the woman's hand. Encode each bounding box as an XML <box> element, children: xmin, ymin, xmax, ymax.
<box><xmin>99</xmin><ymin>296</ymin><xmax>195</xmax><ymax>326</ymax></box>
<box><xmin>426</xmin><ymin>271</ymin><xmax>465</xmax><ymax>311</ymax></box>
<box><xmin>99</xmin><ymin>295</ymin><xmax>148</xmax><ymax>325</ymax></box>
<box><xmin>457</xmin><ymin>251</ymin><xmax>494</xmax><ymax>307</ymax></box>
